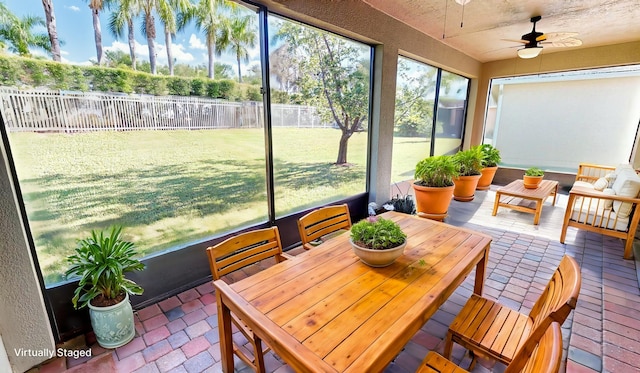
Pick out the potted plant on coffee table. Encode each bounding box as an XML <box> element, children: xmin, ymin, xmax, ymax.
<box><xmin>412</xmin><ymin>155</ymin><xmax>459</xmax><ymax>220</ymax></box>
<box><xmin>65</xmin><ymin>226</ymin><xmax>145</xmax><ymax>349</ymax></box>
<box><xmin>523</xmin><ymin>167</ymin><xmax>545</xmax><ymax>189</ymax></box>
<box><xmin>476</xmin><ymin>144</ymin><xmax>501</xmax><ymax>190</ymax></box>
<box><xmin>350</xmin><ymin>216</ymin><xmax>407</xmax><ymax>267</ymax></box>
<box><xmin>452</xmin><ymin>146</ymin><xmax>483</xmax><ymax>201</ymax></box>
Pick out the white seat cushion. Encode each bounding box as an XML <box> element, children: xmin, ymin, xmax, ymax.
<box><xmin>570</xmin><ymin>198</ymin><xmax>629</xmax><ymax>231</ymax></box>
<box><xmin>573</xmin><ymin>181</ymin><xmax>596</xmax><ymax>189</ymax></box>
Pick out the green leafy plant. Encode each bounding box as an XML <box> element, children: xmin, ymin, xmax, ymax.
<box><xmin>414</xmin><ymin>155</ymin><xmax>459</xmax><ymax>187</ymax></box>
<box><xmin>350</xmin><ymin>216</ymin><xmax>407</xmax><ymax>250</ymax></box>
<box><xmin>454</xmin><ymin>147</ymin><xmax>483</xmax><ymax>176</ymax></box>
<box><xmin>65</xmin><ymin>226</ymin><xmax>145</xmax><ymax>309</ymax></box>
<box><xmin>525</xmin><ymin>167</ymin><xmax>545</xmax><ymax>176</ymax></box>
<box><xmin>479</xmin><ymin>144</ymin><xmax>501</xmax><ymax>168</ymax></box>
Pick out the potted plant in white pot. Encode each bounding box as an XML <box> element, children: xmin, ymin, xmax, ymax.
<box><xmin>476</xmin><ymin>144</ymin><xmax>501</xmax><ymax>190</ymax></box>
<box><xmin>65</xmin><ymin>226</ymin><xmax>145</xmax><ymax>349</ymax></box>
<box><xmin>452</xmin><ymin>146</ymin><xmax>483</xmax><ymax>201</ymax></box>
<box><xmin>412</xmin><ymin>155</ymin><xmax>459</xmax><ymax>220</ymax></box>
<box><xmin>350</xmin><ymin>216</ymin><xmax>407</xmax><ymax>267</ymax></box>
<box><xmin>523</xmin><ymin>167</ymin><xmax>545</xmax><ymax>189</ymax></box>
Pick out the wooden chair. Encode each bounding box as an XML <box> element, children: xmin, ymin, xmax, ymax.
<box><xmin>206</xmin><ymin>227</ymin><xmax>290</xmax><ymax>373</ymax></box>
<box><xmin>297</xmin><ymin>203</ymin><xmax>352</xmax><ymax>250</ymax></box>
<box><xmin>417</xmin><ymin>321</ymin><xmax>563</xmax><ymax>373</ymax></box>
<box><xmin>443</xmin><ymin>255</ymin><xmax>580</xmax><ymax>370</ymax></box>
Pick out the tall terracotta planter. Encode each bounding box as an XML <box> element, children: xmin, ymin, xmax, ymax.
<box><xmin>412</xmin><ymin>184</ymin><xmax>454</xmax><ymax>220</ymax></box>
<box><xmin>453</xmin><ymin>174</ymin><xmax>482</xmax><ymax>201</ymax></box>
<box><xmin>477</xmin><ymin>166</ymin><xmax>498</xmax><ymax>190</ymax></box>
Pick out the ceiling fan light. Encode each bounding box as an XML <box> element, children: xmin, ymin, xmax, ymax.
<box><xmin>454</xmin><ymin>0</ymin><xmax>472</xmax><ymax>5</ymax></box>
<box><xmin>517</xmin><ymin>47</ymin><xmax>543</xmax><ymax>59</ymax></box>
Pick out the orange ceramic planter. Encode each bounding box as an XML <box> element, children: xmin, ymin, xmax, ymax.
<box><xmin>523</xmin><ymin>175</ymin><xmax>543</xmax><ymax>189</ymax></box>
<box><xmin>453</xmin><ymin>174</ymin><xmax>482</xmax><ymax>201</ymax></box>
<box><xmin>477</xmin><ymin>166</ymin><xmax>498</xmax><ymax>190</ymax></box>
<box><xmin>412</xmin><ymin>184</ymin><xmax>454</xmax><ymax>220</ymax></box>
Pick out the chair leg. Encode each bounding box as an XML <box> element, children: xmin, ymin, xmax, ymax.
<box><xmin>624</xmin><ymin>236</ymin><xmax>634</xmax><ymax>260</ymax></box>
<box><xmin>468</xmin><ymin>350</ymin><xmax>478</xmax><ymax>371</ymax></box>
<box><xmin>443</xmin><ymin>331</ymin><xmax>454</xmax><ymax>359</ymax></box>
<box><xmin>253</xmin><ymin>336</ymin><xmax>266</xmax><ymax>373</ymax></box>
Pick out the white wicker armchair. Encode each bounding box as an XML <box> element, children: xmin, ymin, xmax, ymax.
<box><xmin>560</xmin><ymin>163</ymin><xmax>640</xmax><ymax>259</ymax></box>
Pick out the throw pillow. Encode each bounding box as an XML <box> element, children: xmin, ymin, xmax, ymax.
<box><xmin>602</xmin><ymin>188</ymin><xmax>615</xmax><ymax>210</ymax></box>
<box><xmin>593</xmin><ymin>177</ymin><xmax>608</xmax><ymax>191</ymax></box>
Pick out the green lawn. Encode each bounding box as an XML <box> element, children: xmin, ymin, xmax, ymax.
<box><xmin>7</xmin><ymin>128</ymin><xmax>453</xmax><ymax>285</ymax></box>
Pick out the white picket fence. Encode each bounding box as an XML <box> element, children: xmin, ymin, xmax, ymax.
<box><xmin>0</xmin><ymin>88</ymin><xmax>328</xmax><ymax>132</ymax></box>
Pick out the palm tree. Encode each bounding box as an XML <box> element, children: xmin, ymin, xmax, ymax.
<box><xmin>41</xmin><ymin>0</ymin><xmax>61</xmax><ymax>62</ymax></box>
<box><xmin>140</xmin><ymin>0</ymin><xmax>189</xmax><ymax>75</ymax></box>
<box><xmin>0</xmin><ymin>2</ymin><xmax>18</xmax><ymax>51</ymax></box>
<box><xmin>217</xmin><ymin>14</ymin><xmax>256</xmax><ymax>83</ymax></box>
<box><xmin>87</xmin><ymin>0</ymin><xmax>112</xmax><ymax>65</ymax></box>
<box><xmin>179</xmin><ymin>0</ymin><xmax>235</xmax><ymax>79</ymax></box>
<box><xmin>109</xmin><ymin>0</ymin><xmax>140</xmax><ymax>70</ymax></box>
<box><xmin>0</xmin><ymin>14</ymin><xmax>51</xmax><ymax>57</ymax></box>
<box><xmin>156</xmin><ymin>0</ymin><xmax>191</xmax><ymax>76</ymax></box>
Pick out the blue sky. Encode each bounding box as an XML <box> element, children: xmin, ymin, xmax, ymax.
<box><xmin>5</xmin><ymin>0</ymin><xmax>260</xmax><ymax>74</ymax></box>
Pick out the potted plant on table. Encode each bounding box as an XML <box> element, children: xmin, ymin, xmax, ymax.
<box><xmin>476</xmin><ymin>144</ymin><xmax>501</xmax><ymax>190</ymax></box>
<box><xmin>523</xmin><ymin>167</ymin><xmax>545</xmax><ymax>189</ymax></box>
<box><xmin>412</xmin><ymin>155</ymin><xmax>459</xmax><ymax>220</ymax></box>
<box><xmin>65</xmin><ymin>226</ymin><xmax>145</xmax><ymax>349</ymax></box>
<box><xmin>452</xmin><ymin>146</ymin><xmax>483</xmax><ymax>201</ymax></box>
<box><xmin>350</xmin><ymin>216</ymin><xmax>407</xmax><ymax>267</ymax></box>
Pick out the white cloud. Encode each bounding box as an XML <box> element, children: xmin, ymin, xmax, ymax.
<box><xmin>189</xmin><ymin>34</ymin><xmax>207</xmax><ymax>50</ymax></box>
<box><xmin>67</xmin><ymin>5</ymin><xmax>80</xmax><ymax>12</ymax></box>
<box><xmin>104</xmin><ymin>39</ymin><xmax>196</xmax><ymax>65</ymax></box>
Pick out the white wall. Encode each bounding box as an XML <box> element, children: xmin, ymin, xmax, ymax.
<box><xmin>0</xmin><ymin>334</ymin><xmax>11</xmax><ymax>373</ymax></box>
<box><xmin>493</xmin><ymin>75</ymin><xmax>640</xmax><ymax>171</ymax></box>
<box><xmin>0</xmin><ymin>140</ymin><xmax>55</xmax><ymax>372</ymax></box>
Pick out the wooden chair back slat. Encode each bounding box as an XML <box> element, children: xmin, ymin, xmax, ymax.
<box><xmin>297</xmin><ymin>204</ymin><xmax>351</xmax><ymax>249</ymax></box>
<box><xmin>417</xmin><ymin>322</ymin><xmax>563</xmax><ymax>373</ymax></box>
<box><xmin>504</xmin><ymin>322</ymin><xmax>563</xmax><ymax>373</ymax></box>
<box><xmin>206</xmin><ymin>227</ymin><xmax>285</xmax><ymax>280</ymax></box>
<box><xmin>529</xmin><ymin>255</ymin><xmax>581</xmax><ymax>332</ymax></box>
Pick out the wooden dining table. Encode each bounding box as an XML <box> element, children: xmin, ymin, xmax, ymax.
<box><xmin>214</xmin><ymin>211</ymin><xmax>492</xmax><ymax>372</ymax></box>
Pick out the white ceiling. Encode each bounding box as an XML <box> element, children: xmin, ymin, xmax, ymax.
<box><xmin>361</xmin><ymin>0</ymin><xmax>640</xmax><ymax>62</ymax></box>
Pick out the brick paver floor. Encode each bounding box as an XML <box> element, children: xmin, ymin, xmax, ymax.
<box><xmin>31</xmin><ymin>186</ymin><xmax>640</xmax><ymax>373</ymax></box>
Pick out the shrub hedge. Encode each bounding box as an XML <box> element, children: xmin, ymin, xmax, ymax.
<box><xmin>0</xmin><ymin>55</ymin><xmax>245</xmax><ymax>100</ymax></box>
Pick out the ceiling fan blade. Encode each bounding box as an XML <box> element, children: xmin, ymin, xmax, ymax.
<box><xmin>543</xmin><ymin>32</ymin><xmax>579</xmax><ymax>42</ymax></box>
<box><xmin>544</xmin><ymin>38</ymin><xmax>583</xmax><ymax>47</ymax></box>
<box><xmin>536</xmin><ymin>34</ymin><xmax>547</xmax><ymax>42</ymax></box>
<box><xmin>502</xmin><ymin>38</ymin><xmax>528</xmax><ymax>44</ymax></box>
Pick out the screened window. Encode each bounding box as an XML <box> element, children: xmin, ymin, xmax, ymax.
<box><xmin>1</xmin><ymin>2</ymin><xmax>267</xmax><ymax>285</ymax></box>
<box><xmin>391</xmin><ymin>56</ymin><xmax>470</xmax><ymax>183</ymax></box>
<box><xmin>268</xmin><ymin>16</ymin><xmax>371</xmax><ymax>216</ymax></box>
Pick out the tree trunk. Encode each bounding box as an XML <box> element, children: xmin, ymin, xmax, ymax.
<box><xmin>92</xmin><ymin>8</ymin><xmax>103</xmax><ymax>65</ymax></box>
<box><xmin>42</xmin><ymin>0</ymin><xmax>61</xmax><ymax>62</ymax></box>
<box><xmin>127</xmin><ymin>18</ymin><xmax>136</xmax><ymax>70</ymax></box>
<box><xmin>146</xmin><ymin>14</ymin><xmax>157</xmax><ymax>74</ymax></box>
<box><xmin>207</xmin><ymin>42</ymin><xmax>215</xmax><ymax>79</ymax></box>
<box><xmin>236</xmin><ymin>55</ymin><xmax>242</xmax><ymax>83</ymax></box>
<box><xmin>148</xmin><ymin>38</ymin><xmax>156</xmax><ymax>75</ymax></box>
<box><xmin>336</xmin><ymin>130</ymin><xmax>351</xmax><ymax>164</ymax></box>
<box><xmin>165</xmin><ymin>29</ymin><xmax>174</xmax><ymax>76</ymax></box>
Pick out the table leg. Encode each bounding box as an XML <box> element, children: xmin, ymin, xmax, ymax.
<box><xmin>473</xmin><ymin>247</ymin><xmax>488</xmax><ymax>295</ymax></box>
<box><xmin>492</xmin><ymin>192</ymin><xmax>501</xmax><ymax>216</ymax></box>
<box><xmin>533</xmin><ymin>199</ymin><xmax>542</xmax><ymax>225</ymax></box>
<box><xmin>216</xmin><ymin>287</ymin><xmax>234</xmax><ymax>373</ymax></box>
<box><xmin>552</xmin><ymin>184</ymin><xmax>558</xmax><ymax>206</ymax></box>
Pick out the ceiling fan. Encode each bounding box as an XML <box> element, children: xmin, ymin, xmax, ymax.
<box><xmin>508</xmin><ymin>16</ymin><xmax>582</xmax><ymax>59</ymax></box>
